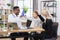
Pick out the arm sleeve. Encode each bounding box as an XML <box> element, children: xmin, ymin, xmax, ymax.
<box><xmin>8</xmin><ymin>15</ymin><xmax>17</xmax><ymax>23</ymax></box>
<box><xmin>25</xmin><ymin>16</ymin><xmax>33</xmax><ymax>21</ymax></box>
<box><xmin>38</xmin><ymin>15</ymin><xmax>45</xmax><ymax>22</ymax></box>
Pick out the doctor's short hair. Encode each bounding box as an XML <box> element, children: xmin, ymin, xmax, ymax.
<box><xmin>13</xmin><ymin>6</ymin><xmax>19</xmax><ymax>10</ymax></box>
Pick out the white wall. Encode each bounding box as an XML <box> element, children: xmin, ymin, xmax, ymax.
<box><xmin>56</xmin><ymin>0</ymin><xmax>60</xmax><ymax>36</ymax></box>
<box><xmin>38</xmin><ymin>0</ymin><xmax>60</xmax><ymax>36</ymax></box>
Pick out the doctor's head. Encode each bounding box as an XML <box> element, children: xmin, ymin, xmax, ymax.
<box><xmin>13</xmin><ymin>6</ymin><xmax>20</xmax><ymax>15</ymax></box>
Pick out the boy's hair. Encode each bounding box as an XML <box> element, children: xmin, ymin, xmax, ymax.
<box><xmin>34</xmin><ymin>11</ymin><xmax>39</xmax><ymax>15</ymax></box>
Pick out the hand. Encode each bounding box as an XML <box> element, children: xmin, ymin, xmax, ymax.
<box><xmin>37</xmin><ymin>31</ymin><xmax>41</xmax><ymax>33</ymax></box>
<box><xmin>20</xmin><ymin>16</ymin><xmax>23</xmax><ymax>18</ymax></box>
<box><xmin>20</xmin><ymin>15</ymin><xmax>26</xmax><ymax>17</ymax></box>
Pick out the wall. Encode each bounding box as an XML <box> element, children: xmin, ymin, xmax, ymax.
<box><xmin>56</xmin><ymin>0</ymin><xmax>60</xmax><ymax>36</ymax></box>
<box><xmin>33</xmin><ymin>0</ymin><xmax>38</xmax><ymax>11</ymax></box>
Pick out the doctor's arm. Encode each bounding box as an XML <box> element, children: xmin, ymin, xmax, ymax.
<box><xmin>17</xmin><ymin>19</ymin><xmax>27</xmax><ymax>29</ymax></box>
<box><xmin>20</xmin><ymin>16</ymin><xmax>33</xmax><ymax>21</ymax></box>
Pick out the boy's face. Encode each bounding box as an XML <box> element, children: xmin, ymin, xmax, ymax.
<box><xmin>32</xmin><ymin>12</ymin><xmax>38</xmax><ymax>18</ymax></box>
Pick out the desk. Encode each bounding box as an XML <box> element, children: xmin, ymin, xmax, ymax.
<box><xmin>0</xmin><ymin>27</ymin><xmax>44</xmax><ymax>33</ymax></box>
<box><xmin>0</xmin><ymin>27</ymin><xmax>45</xmax><ymax>38</ymax></box>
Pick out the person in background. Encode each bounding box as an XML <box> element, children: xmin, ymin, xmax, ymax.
<box><xmin>8</xmin><ymin>6</ymin><xmax>28</xmax><ymax>40</ymax></box>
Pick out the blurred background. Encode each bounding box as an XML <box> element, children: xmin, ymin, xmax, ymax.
<box><xmin>0</xmin><ymin>0</ymin><xmax>60</xmax><ymax>38</ymax></box>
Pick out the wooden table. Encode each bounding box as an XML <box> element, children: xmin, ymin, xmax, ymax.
<box><xmin>0</xmin><ymin>27</ymin><xmax>45</xmax><ymax>33</ymax></box>
<box><xmin>0</xmin><ymin>27</ymin><xmax>45</xmax><ymax>38</ymax></box>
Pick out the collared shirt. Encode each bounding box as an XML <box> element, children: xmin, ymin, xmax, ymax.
<box><xmin>8</xmin><ymin>13</ymin><xmax>27</xmax><ymax>29</ymax></box>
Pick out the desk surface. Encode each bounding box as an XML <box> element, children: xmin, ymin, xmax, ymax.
<box><xmin>0</xmin><ymin>27</ymin><xmax>45</xmax><ymax>37</ymax></box>
<box><xmin>0</xmin><ymin>27</ymin><xmax>45</xmax><ymax>33</ymax></box>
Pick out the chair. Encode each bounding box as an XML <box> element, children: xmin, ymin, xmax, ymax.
<box><xmin>42</xmin><ymin>19</ymin><xmax>58</xmax><ymax>40</ymax></box>
<box><xmin>52</xmin><ymin>22</ymin><xmax>58</xmax><ymax>38</ymax></box>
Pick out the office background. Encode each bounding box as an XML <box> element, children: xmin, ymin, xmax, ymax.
<box><xmin>0</xmin><ymin>0</ymin><xmax>60</xmax><ymax>36</ymax></box>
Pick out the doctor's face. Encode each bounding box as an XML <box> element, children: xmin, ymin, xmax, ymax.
<box><xmin>14</xmin><ymin>8</ymin><xmax>20</xmax><ymax>15</ymax></box>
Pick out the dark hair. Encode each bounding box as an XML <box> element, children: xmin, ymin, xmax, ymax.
<box><xmin>13</xmin><ymin>6</ymin><xmax>19</xmax><ymax>10</ymax></box>
<box><xmin>34</xmin><ymin>11</ymin><xmax>39</xmax><ymax>15</ymax></box>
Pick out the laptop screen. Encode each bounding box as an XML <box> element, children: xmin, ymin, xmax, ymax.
<box><xmin>26</xmin><ymin>20</ymin><xmax>32</xmax><ymax>28</ymax></box>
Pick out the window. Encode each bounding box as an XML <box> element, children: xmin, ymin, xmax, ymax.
<box><xmin>14</xmin><ymin>0</ymin><xmax>33</xmax><ymax>17</ymax></box>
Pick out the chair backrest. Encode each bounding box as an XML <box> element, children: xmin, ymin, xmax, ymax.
<box><xmin>45</xmin><ymin>19</ymin><xmax>53</xmax><ymax>31</ymax></box>
<box><xmin>42</xmin><ymin>20</ymin><xmax>58</xmax><ymax>38</ymax></box>
<box><xmin>42</xmin><ymin>19</ymin><xmax>53</xmax><ymax>38</ymax></box>
<box><xmin>52</xmin><ymin>22</ymin><xmax>58</xmax><ymax>38</ymax></box>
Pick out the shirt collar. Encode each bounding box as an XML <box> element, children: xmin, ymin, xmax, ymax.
<box><xmin>12</xmin><ymin>13</ymin><xmax>17</xmax><ymax>17</ymax></box>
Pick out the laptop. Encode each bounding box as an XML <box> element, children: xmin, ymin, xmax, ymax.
<box><xmin>26</xmin><ymin>20</ymin><xmax>32</xmax><ymax>29</ymax></box>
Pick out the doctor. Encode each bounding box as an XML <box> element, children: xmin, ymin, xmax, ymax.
<box><xmin>8</xmin><ymin>6</ymin><xmax>28</xmax><ymax>40</ymax></box>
